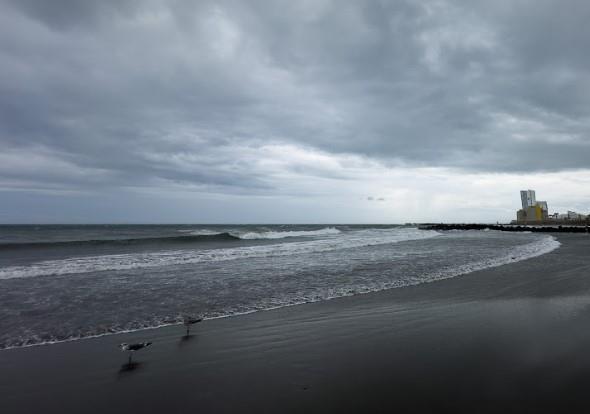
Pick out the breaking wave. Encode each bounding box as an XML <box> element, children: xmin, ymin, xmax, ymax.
<box><xmin>237</xmin><ymin>227</ymin><xmax>341</xmax><ymax>239</ymax></box>
<box><xmin>0</xmin><ymin>228</ymin><xmax>437</xmax><ymax>280</ymax></box>
<box><xmin>0</xmin><ymin>232</ymin><xmax>240</xmax><ymax>250</ymax></box>
<box><xmin>0</xmin><ymin>227</ymin><xmax>343</xmax><ymax>250</ymax></box>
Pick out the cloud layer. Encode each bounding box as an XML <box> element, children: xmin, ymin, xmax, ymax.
<box><xmin>1</xmin><ymin>0</ymin><xmax>589</xmax><ymax>222</ymax></box>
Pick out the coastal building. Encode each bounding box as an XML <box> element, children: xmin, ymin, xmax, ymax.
<box><xmin>517</xmin><ymin>205</ymin><xmax>544</xmax><ymax>223</ymax></box>
<box><xmin>514</xmin><ymin>190</ymin><xmax>587</xmax><ymax>224</ymax></box>
<box><xmin>516</xmin><ymin>190</ymin><xmax>548</xmax><ymax>223</ymax></box>
<box><xmin>520</xmin><ymin>190</ymin><xmax>536</xmax><ymax>210</ymax></box>
<box><xmin>555</xmin><ymin>211</ymin><xmax>587</xmax><ymax>220</ymax></box>
<box><xmin>537</xmin><ymin>201</ymin><xmax>548</xmax><ymax>216</ymax></box>
<box><xmin>567</xmin><ymin>211</ymin><xmax>586</xmax><ymax>220</ymax></box>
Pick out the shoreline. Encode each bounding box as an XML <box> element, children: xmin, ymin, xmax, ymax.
<box><xmin>0</xmin><ymin>232</ymin><xmax>560</xmax><ymax>351</ymax></box>
<box><xmin>2</xmin><ymin>233</ymin><xmax>590</xmax><ymax>413</ymax></box>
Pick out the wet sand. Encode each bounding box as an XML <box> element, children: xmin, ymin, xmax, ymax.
<box><xmin>2</xmin><ymin>233</ymin><xmax>590</xmax><ymax>413</ymax></box>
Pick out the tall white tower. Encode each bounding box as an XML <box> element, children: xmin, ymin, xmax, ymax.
<box><xmin>520</xmin><ymin>190</ymin><xmax>536</xmax><ymax>210</ymax></box>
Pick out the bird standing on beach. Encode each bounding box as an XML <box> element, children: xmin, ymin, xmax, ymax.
<box><xmin>183</xmin><ymin>315</ymin><xmax>203</xmax><ymax>335</ymax></box>
<box><xmin>119</xmin><ymin>342</ymin><xmax>152</xmax><ymax>364</ymax></box>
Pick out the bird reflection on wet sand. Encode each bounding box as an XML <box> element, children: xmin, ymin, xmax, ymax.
<box><xmin>117</xmin><ymin>361</ymin><xmax>143</xmax><ymax>378</ymax></box>
<box><xmin>178</xmin><ymin>333</ymin><xmax>198</xmax><ymax>348</ymax></box>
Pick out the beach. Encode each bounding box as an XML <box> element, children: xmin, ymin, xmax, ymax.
<box><xmin>2</xmin><ymin>233</ymin><xmax>590</xmax><ymax>413</ymax></box>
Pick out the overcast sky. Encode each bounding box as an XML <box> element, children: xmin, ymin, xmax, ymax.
<box><xmin>1</xmin><ymin>0</ymin><xmax>590</xmax><ymax>223</ymax></box>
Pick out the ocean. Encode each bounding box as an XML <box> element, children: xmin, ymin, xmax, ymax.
<box><xmin>0</xmin><ymin>224</ymin><xmax>560</xmax><ymax>349</ymax></box>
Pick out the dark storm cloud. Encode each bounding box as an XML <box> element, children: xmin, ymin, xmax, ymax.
<box><xmin>1</xmin><ymin>0</ymin><xmax>590</xmax><ymax>194</ymax></box>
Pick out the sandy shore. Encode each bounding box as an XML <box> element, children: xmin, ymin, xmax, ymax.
<box><xmin>2</xmin><ymin>233</ymin><xmax>590</xmax><ymax>413</ymax></box>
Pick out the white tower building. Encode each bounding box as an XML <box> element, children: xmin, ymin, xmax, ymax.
<box><xmin>520</xmin><ymin>190</ymin><xmax>536</xmax><ymax>210</ymax></box>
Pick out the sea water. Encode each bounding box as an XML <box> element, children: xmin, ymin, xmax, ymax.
<box><xmin>0</xmin><ymin>224</ymin><xmax>559</xmax><ymax>349</ymax></box>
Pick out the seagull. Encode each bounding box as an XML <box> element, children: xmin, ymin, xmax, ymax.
<box><xmin>119</xmin><ymin>342</ymin><xmax>152</xmax><ymax>364</ymax></box>
<box><xmin>183</xmin><ymin>315</ymin><xmax>203</xmax><ymax>335</ymax></box>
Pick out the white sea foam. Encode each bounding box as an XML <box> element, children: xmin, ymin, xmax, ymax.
<box><xmin>187</xmin><ymin>230</ymin><xmax>225</xmax><ymax>236</ymax></box>
<box><xmin>409</xmin><ymin>234</ymin><xmax>561</xmax><ymax>286</ymax></box>
<box><xmin>218</xmin><ymin>234</ymin><xmax>562</xmax><ymax>312</ymax></box>
<box><xmin>0</xmin><ymin>228</ymin><xmax>438</xmax><ymax>279</ymax></box>
<box><xmin>178</xmin><ymin>227</ymin><xmax>340</xmax><ymax>238</ymax></box>
<box><xmin>237</xmin><ymin>227</ymin><xmax>341</xmax><ymax>239</ymax></box>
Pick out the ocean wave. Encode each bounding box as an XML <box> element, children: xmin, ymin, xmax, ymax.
<box><xmin>187</xmin><ymin>230</ymin><xmax>226</xmax><ymax>236</ymax></box>
<box><xmin>179</xmin><ymin>226</ymin><xmax>341</xmax><ymax>239</ymax></box>
<box><xmin>0</xmin><ymin>227</ymin><xmax>342</xmax><ymax>249</ymax></box>
<box><xmin>237</xmin><ymin>227</ymin><xmax>341</xmax><ymax>239</ymax></box>
<box><xmin>0</xmin><ymin>228</ymin><xmax>438</xmax><ymax>279</ymax></box>
<box><xmin>0</xmin><ymin>232</ymin><xmax>240</xmax><ymax>250</ymax></box>
<box><xmin>0</xmin><ymin>234</ymin><xmax>561</xmax><ymax>350</ymax></box>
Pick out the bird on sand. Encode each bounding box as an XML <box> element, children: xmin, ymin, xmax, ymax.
<box><xmin>119</xmin><ymin>342</ymin><xmax>152</xmax><ymax>364</ymax></box>
<box><xmin>183</xmin><ymin>315</ymin><xmax>203</xmax><ymax>335</ymax></box>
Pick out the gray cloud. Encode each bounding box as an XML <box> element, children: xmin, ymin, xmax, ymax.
<box><xmin>1</xmin><ymin>0</ymin><xmax>590</xmax><ymax>198</ymax></box>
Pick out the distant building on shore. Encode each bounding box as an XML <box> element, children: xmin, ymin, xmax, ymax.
<box><xmin>520</xmin><ymin>190</ymin><xmax>536</xmax><ymax>209</ymax></box>
<box><xmin>516</xmin><ymin>190</ymin><xmax>548</xmax><ymax>223</ymax></box>
<box><xmin>514</xmin><ymin>190</ymin><xmax>587</xmax><ymax>225</ymax></box>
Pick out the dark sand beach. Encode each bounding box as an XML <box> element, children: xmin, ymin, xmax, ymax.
<box><xmin>2</xmin><ymin>233</ymin><xmax>590</xmax><ymax>413</ymax></box>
